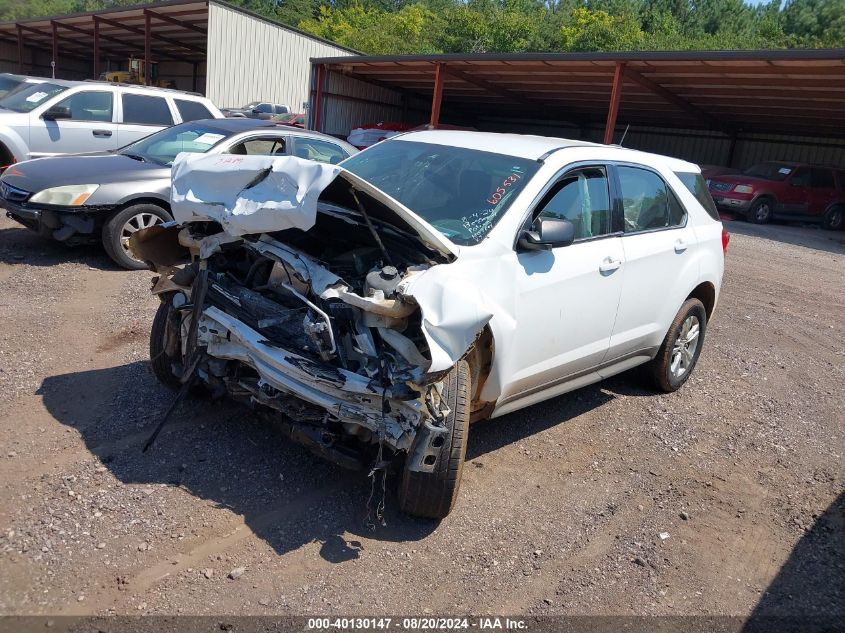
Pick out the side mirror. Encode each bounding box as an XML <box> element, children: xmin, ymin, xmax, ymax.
<box><xmin>518</xmin><ymin>218</ymin><xmax>575</xmax><ymax>251</ymax></box>
<box><xmin>43</xmin><ymin>105</ymin><xmax>71</xmax><ymax>120</ymax></box>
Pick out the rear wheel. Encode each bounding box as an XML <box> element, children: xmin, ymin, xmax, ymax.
<box><xmin>399</xmin><ymin>360</ymin><xmax>470</xmax><ymax>519</ymax></box>
<box><xmin>747</xmin><ymin>197</ymin><xmax>774</xmax><ymax>224</ymax></box>
<box><xmin>648</xmin><ymin>298</ymin><xmax>707</xmax><ymax>393</ymax></box>
<box><xmin>822</xmin><ymin>206</ymin><xmax>844</xmax><ymax>231</ymax></box>
<box><xmin>102</xmin><ymin>203</ymin><xmax>171</xmax><ymax>270</ymax></box>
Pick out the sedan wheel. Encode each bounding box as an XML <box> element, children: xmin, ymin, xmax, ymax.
<box><xmin>120</xmin><ymin>212</ymin><xmax>163</xmax><ymax>254</ymax></box>
<box><xmin>102</xmin><ymin>203</ymin><xmax>172</xmax><ymax>270</ymax></box>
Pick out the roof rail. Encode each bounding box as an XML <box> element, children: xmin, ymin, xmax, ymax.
<box><xmin>82</xmin><ymin>78</ymin><xmax>202</xmax><ymax>96</ymax></box>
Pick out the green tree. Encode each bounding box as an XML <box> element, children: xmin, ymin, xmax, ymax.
<box><xmin>560</xmin><ymin>7</ymin><xmax>645</xmax><ymax>51</ymax></box>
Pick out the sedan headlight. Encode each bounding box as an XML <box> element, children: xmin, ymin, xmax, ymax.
<box><xmin>733</xmin><ymin>185</ymin><xmax>754</xmax><ymax>194</ymax></box>
<box><xmin>30</xmin><ymin>184</ymin><xmax>99</xmax><ymax>206</ymax></box>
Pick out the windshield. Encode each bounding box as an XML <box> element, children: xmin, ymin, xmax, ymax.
<box><xmin>0</xmin><ymin>82</ymin><xmax>67</xmax><ymax>113</ymax></box>
<box><xmin>743</xmin><ymin>162</ymin><xmax>795</xmax><ymax>182</ymax></box>
<box><xmin>341</xmin><ymin>140</ymin><xmax>540</xmax><ymax>245</ymax></box>
<box><xmin>119</xmin><ymin>121</ymin><xmax>230</xmax><ymax>166</ymax></box>
<box><xmin>0</xmin><ymin>76</ymin><xmax>23</xmax><ymax>97</ymax></box>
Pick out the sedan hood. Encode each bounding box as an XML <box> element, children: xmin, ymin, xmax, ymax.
<box><xmin>170</xmin><ymin>153</ymin><xmax>459</xmax><ymax>260</ymax></box>
<box><xmin>1</xmin><ymin>153</ymin><xmax>169</xmax><ymax>193</ymax></box>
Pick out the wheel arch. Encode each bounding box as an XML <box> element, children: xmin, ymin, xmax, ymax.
<box><xmin>687</xmin><ymin>281</ymin><xmax>716</xmax><ymax>321</ymax></box>
<box><xmin>112</xmin><ymin>196</ymin><xmax>172</xmax><ymax>214</ymax></box>
<box><xmin>463</xmin><ymin>324</ymin><xmax>495</xmax><ymax>423</ymax></box>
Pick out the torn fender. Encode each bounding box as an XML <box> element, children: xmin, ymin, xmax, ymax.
<box><xmin>401</xmin><ymin>266</ymin><xmax>494</xmax><ymax>373</ymax></box>
<box><xmin>170</xmin><ymin>153</ymin><xmax>342</xmax><ymax>236</ymax></box>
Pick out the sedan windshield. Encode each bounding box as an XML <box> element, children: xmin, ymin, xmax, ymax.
<box><xmin>0</xmin><ymin>82</ymin><xmax>67</xmax><ymax>113</ymax></box>
<box><xmin>119</xmin><ymin>122</ymin><xmax>231</xmax><ymax>166</ymax></box>
<box><xmin>743</xmin><ymin>162</ymin><xmax>795</xmax><ymax>181</ymax></box>
<box><xmin>341</xmin><ymin>140</ymin><xmax>539</xmax><ymax>245</ymax></box>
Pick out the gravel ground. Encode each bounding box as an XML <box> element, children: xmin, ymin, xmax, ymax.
<box><xmin>0</xmin><ymin>214</ymin><xmax>842</xmax><ymax>618</ymax></box>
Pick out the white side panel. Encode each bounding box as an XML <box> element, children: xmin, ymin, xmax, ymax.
<box><xmin>206</xmin><ymin>3</ymin><xmax>354</xmax><ymax>111</ymax></box>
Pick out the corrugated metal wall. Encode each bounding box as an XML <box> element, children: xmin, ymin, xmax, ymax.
<box><xmin>207</xmin><ymin>2</ymin><xmax>353</xmax><ymax>111</ymax></box>
<box><xmin>0</xmin><ymin>40</ymin><xmax>90</xmax><ymax>80</ymax></box>
<box><xmin>317</xmin><ymin>69</ymin><xmax>430</xmax><ymax>136</ymax></box>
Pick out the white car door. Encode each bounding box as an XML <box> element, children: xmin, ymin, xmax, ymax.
<box><xmin>606</xmin><ymin>164</ymin><xmax>700</xmax><ymax>363</ymax></box>
<box><xmin>28</xmin><ymin>89</ymin><xmax>118</xmax><ymax>157</ymax></box>
<box><xmin>501</xmin><ymin>165</ymin><xmax>625</xmax><ymax>401</ymax></box>
<box><xmin>116</xmin><ymin>91</ymin><xmax>175</xmax><ymax>147</ymax></box>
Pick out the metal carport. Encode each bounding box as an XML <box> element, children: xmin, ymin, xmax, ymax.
<box><xmin>310</xmin><ymin>50</ymin><xmax>845</xmax><ymax>168</ymax></box>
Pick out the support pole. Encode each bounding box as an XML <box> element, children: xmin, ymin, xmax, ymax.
<box><xmin>144</xmin><ymin>12</ymin><xmax>152</xmax><ymax>86</ymax></box>
<box><xmin>192</xmin><ymin>62</ymin><xmax>198</xmax><ymax>93</ymax></box>
<box><xmin>16</xmin><ymin>24</ymin><xmax>23</xmax><ymax>73</ymax></box>
<box><xmin>51</xmin><ymin>21</ymin><xmax>58</xmax><ymax>78</ymax></box>
<box><xmin>93</xmin><ymin>18</ymin><xmax>100</xmax><ymax>79</ymax></box>
<box><xmin>313</xmin><ymin>64</ymin><xmax>325</xmax><ymax>132</ymax></box>
<box><xmin>726</xmin><ymin>134</ymin><xmax>738</xmax><ymax>168</ymax></box>
<box><xmin>604</xmin><ymin>62</ymin><xmax>625</xmax><ymax>145</ymax></box>
<box><xmin>430</xmin><ymin>62</ymin><xmax>445</xmax><ymax>127</ymax></box>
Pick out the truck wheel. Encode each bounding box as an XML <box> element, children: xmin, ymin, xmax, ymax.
<box><xmin>102</xmin><ymin>204</ymin><xmax>171</xmax><ymax>270</ymax></box>
<box><xmin>149</xmin><ymin>297</ymin><xmax>182</xmax><ymax>388</ymax></box>
<box><xmin>399</xmin><ymin>360</ymin><xmax>471</xmax><ymax>519</ymax></box>
<box><xmin>822</xmin><ymin>206</ymin><xmax>844</xmax><ymax>231</ymax></box>
<box><xmin>648</xmin><ymin>298</ymin><xmax>707</xmax><ymax>393</ymax></box>
<box><xmin>747</xmin><ymin>197</ymin><xmax>773</xmax><ymax>224</ymax></box>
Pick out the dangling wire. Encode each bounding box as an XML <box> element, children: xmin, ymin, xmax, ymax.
<box><xmin>365</xmin><ymin>354</ymin><xmax>391</xmax><ymax>530</ymax></box>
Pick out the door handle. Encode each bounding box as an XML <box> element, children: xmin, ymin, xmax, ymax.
<box><xmin>599</xmin><ymin>256</ymin><xmax>622</xmax><ymax>273</ymax></box>
<box><xmin>674</xmin><ymin>238</ymin><xmax>688</xmax><ymax>253</ymax></box>
<box><xmin>92</xmin><ymin>129</ymin><xmax>112</xmax><ymax>138</ymax></box>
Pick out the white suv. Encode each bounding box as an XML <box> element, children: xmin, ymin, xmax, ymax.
<box><xmin>137</xmin><ymin>131</ymin><xmax>727</xmax><ymax>519</ymax></box>
<box><xmin>0</xmin><ymin>80</ymin><xmax>222</xmax><ymax>168</ymax></box>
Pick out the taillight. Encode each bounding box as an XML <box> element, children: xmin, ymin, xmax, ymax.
<box><xmin>722</xmin><ymin>227</ymin><xmax>730</xmax><ymax>253</ymax></box>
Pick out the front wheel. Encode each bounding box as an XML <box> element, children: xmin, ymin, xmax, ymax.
<box><xmin>149</xmin><ymin>297</ymin><xmax>183</xmax><ymax>388</ymax></box>
<box><xmin>648</xmin><ymin>298</ymin><xmax>707</xmax><ymax>393</ymax></box>
<box><xmin>398</xmin><ymin>360</ymin><xmax>471</xmax><ymax>519</ymax></box>
<box><xmin>747</xmin><ymin>197</ymin><xmax>774</xmax><ymax>225</ymax></box>
<box><xmin>822</xmin><ymin>206</ymin><xmax>844</xmax><ymax>231</ymax></box>
<box><xmin>102</xmin><ymin>203</ymin><xmax>172</xmax><ymax>270</ymax></box>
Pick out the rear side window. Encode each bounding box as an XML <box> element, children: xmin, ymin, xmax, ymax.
<box><xmin>292</xmin><ymin>138</ymin><xmax>349</xmax><ymax>164</ymax></box>
<box><xmin>675</xmin><ymin>171</ymin><xmax>720</xmax><ymax>221</ymax></box>
<box><xmin>618</xmin><ymin>166</ymin><xmax>685</xmax><ymax>232</ymax></box>
<box><xmin>810</xmin><ymin>168</ymin><xmax>835</xmax><ymax>189</ymax></box>
<box><xmin>175</xmin><ymin>99</ymin><xmax>213</xmax><ymax>123</ymax></box>
<box><xmin>122</xmin><ymin>94</ymin><xmax>173</xmax><ymax>126</ymax></box>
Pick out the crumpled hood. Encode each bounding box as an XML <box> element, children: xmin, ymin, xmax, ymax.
<box><xmin>170</xmin><ymin>153</ymin><xmax>458</xmax><ymax>259</ymax></box>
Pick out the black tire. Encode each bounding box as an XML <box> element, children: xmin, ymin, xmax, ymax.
<box><xmin>102</xmin><ymin>203</ymin><xmax>172</xmax><ymax>270</ymax></box>
<box><xmin>647</xmin><ymin>298</ymin><xmax>708</xmax><ymax>393</ymax></box>
<box><xmin>149</xmin><ymin>297</ymin><xmax>182</xmax><ymax>388</ymax></box>
<box><xmin>747</xmin><ymin>197</ymin><xmax>774</xmax><ymax>225</ymax></box>
<box><xmin>822</xmin><ymin>206</ymin><xmax>845</xmax><ymax>231</ymax></box>
<box><xmin>398</xmin><ymin>360</ymin><xmax>471</xmax><ymax>519</ymax></box>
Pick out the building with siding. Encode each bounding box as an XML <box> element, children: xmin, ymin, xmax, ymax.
<box><xmin>0</xmin><ymin>0</ymin><xmax>356</xmax><ymax>112</ymax></box>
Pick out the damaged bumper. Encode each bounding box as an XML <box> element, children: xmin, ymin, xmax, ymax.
<box><xmin>3</xmin><ymin>199</ymin><xmax>106</xmax><ymax>243</ymax></box>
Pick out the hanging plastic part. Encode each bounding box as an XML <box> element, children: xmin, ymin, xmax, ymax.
<box><xmin>365</xmin><ymin>354</ymin><xmax>392</xmax><ymax>530</ymax></box>
<box><xmin>350</xmin><ymin>188</ymin><xmax>394</xmax><ymax>267</ymax></box>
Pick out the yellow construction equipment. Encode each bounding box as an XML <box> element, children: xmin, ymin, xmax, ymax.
<box><xmin>98</xmin><ymin>57</ymin><xmax>176</xmax><ymax>89</ymax></box>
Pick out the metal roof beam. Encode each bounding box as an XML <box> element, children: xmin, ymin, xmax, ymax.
<box><xmin>621</xmin><ymin>66</ymin><xmax>734</xmax><ymax>133</ymax></box>
<box><xmin>440</xmin><ymin>64</ymin><xmax>586</xmax><ymax>128</ymax></box>
<box><xmin>58</xmin><ymin>19</ymin><xmax>195</xmax><ymax>63</ymax></box>
<box><xmin>94</xmin><ymin>14</ymin><xmax>204</xmax><ymax>55</ymax></box>
<box><xmin>144</xmin><ymin>8</ymin><xmax>207</xmax><ymax>36</ymax></box>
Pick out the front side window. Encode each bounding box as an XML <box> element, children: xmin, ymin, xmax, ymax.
<box><xmin>0</xmin><ymin>82</ymin><xmax>67</xmax><ymax>113</ymax></box>
<box><xmin>254</xmin><ymin>103</ymin><xmax>273</xmax><ymax>114</ymax></box>
<box><xmin>51</xmin><ymin>91</ymin><xmax>113</xmax><ymax>122</ymax></box>
<box><xmin>175</xmin><ymin>99</ymin><xmax>213</xmax><ymax>123</ymax></box>
<box><xmin>118</xmin><ymin>121</ymin><xmax>229</xmax><ymax>166</ymax></box>
<box><xmin>618</xmin><ymin>166</ymin><xmax>685</xmax><ymax>233</ymax></box>
<box><xmin>743</xmin><ymin>162</ymin><xmax>795</xmax><ymax>182</ymax></box>
<box><xmin>122</xmin><ymin>94</ymin><xmax>173</xmax><ymax>126</ymax></box>
<box><xmin>341</xmin><ymin>139</ymin><xmax>540</xmax><ymax>246</ymax></box>
<box><xmin>790</xmin><ymin>168</ymin><xmax>810</xmax><ymax>187</ymax></box>
<box><xmin>226</xmin><ymin>137</ymin><xmax>286</xmax><ymax>156</ymax></box>
<box><xmin>292</xmin><ymin>138</ymin><xmax>348</xmax><ymax>164</ymax></box>
<box><xmin>536</xmin><ymin>167</ymin><xmax>612</xmax><ymax>240</ymax></box>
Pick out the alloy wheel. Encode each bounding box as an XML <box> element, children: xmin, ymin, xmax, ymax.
<box><xmin>755</xmin><ymin>202</ymin><xmax>771</xmax><ymax>222</ymax></box>
<box><xmin>670</xmin><ymin>315</ymin><xmax>700</xmax><ymax>379</ymax></box>
<box><xmin>120</xmin><ymin>212</ymin><xmax>163</xmax><ymax>255</ymax></box>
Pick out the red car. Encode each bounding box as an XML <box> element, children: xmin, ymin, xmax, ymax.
<box><xmin>708</xmin><ymin>162</ymin><xmax>845</xmax><ymax>230</ymax></box>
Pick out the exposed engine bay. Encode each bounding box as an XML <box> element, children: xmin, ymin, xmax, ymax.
<box><xmin>134</xmin><ymin>155</ymin><xmax>492</xmax><ymax>475</ymax></box>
